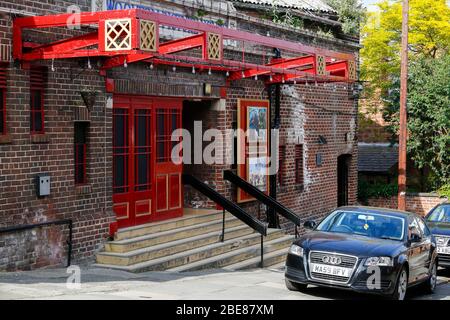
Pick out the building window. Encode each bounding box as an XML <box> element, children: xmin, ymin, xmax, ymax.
<box><xmin>74</xmin><ymin>122</ymin><xmax>88</xmax><ymax>185</ymax></box>
<box><xmin>0</xmin><ymin>65</ymin><xmax>6</xmax><ymax>135</ymax></box>
<box><xmin>278</xmin><ymin>145</ymin><xmax>286</xmax><ymax>186</ymax></box>
<box><xmin>295</xmin><ymin>144</ymin><xmax>304</xmax><ymax>185</ymax></box>
<box><xmin>30</xmin><ymin>66</ymin><xmax>46</xmax><ymax>134</ymax></box>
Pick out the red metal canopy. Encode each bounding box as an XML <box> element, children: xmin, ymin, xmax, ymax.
<box><xmin>13</xmin><ymin>9</ymin><xmax>357</xmax><ymax>84</ymax></box>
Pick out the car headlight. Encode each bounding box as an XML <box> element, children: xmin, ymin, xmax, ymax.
<box><xmin>364</xmin><ymin>257</ymin><xmax>393</xmax><ymax>267</ymax></box>
<box><xmin>288</xmin><ymin>245</ymin><xmax>304</xmax><ymax>257</ymax></box>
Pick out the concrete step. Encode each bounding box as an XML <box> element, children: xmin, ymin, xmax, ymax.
<box><xmin>96</xmin><ymin>224</ymin><xmax>254</xmax><ymax>266</ymax></box>
<box><xmin>114</xmin><ymin>211</ymin><xmax>229</xmax><ymax>241</ymax></box>
<box><xmin>105</xmin><ymin>217</ymin><xmax>243</xmax><ymax>253</ymax></box>
<box><xmin>168</xmin><ymin>235</ymin><xmax>294</xmax><ymax>272</ymax></box>
<box><xmin>223</xmin><ymin>247</ymin><xmax>290</xmax><ymax>271</ymax></box>
<box><xmin>94</xmin><ymin>229</ymin><xmax>287</xmax><ymax>273</ymax></box>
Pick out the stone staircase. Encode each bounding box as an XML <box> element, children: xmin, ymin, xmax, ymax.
<box><xmin>94</xmin><ymin>211</ymin><xmax>293</xmax><ymax>273</ymax></box>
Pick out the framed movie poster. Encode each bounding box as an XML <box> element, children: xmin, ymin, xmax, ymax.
<box><xmin>237</xmin><ymin>99</ymin><xmax>270</xmax><ymax>203</ymax></box>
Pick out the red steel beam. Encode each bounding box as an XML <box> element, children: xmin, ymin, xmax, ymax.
<box><xmin>13</xmin><ymin>9</ymin><xmax>356</xmax><ymax>83</ymax></box>
<box><xmin>101</xmin><ymin>33</ymin><xmax>205</xmax><ymax>70</ymax></box>
<box><xmin>14</xmin><ymin>9</ymin><xmax>354</xmax><ymax>61</ymax></box>
<box><xmin>135</xmin><ymin>9</ymin><xmax>354</xmax><ymax>60</ymax></box>
<box><xmin>158</xmin><ymin>33</ymin><xmax>204</xmax><ymax>55</ymax></box>
<box><xmin>228</xmin><ymin>55</ymin><xmax>315</xmax><ymax>81</ymax></box>
<box><xmin>22</xmin><ymin>32</ymin><xmax>99</xmax><ymax>60</ymax></box>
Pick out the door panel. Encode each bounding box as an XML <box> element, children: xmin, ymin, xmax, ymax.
<box><xmin>156</xmin><ymin>174</ymin><xmax>168</xmax><ymax>212</ymax></box>
<box><xmin>113</xmin><ymin>96</ymin><xmax>183</xmax><ymax>228</ymax></box>
<box><xmin>154</xmin><ymin>99</ymin><xmax>183</xmax><ymax>220</ymax></box>
<box><xmin>169</xmin><ymin>173</ymin><xmax>181</xmax><ymax>209</ymax></box>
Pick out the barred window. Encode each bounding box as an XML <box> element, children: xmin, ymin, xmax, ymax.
<box><xmin>30</xmin><ymin>66</ymin><xmax>47</xmax><ymax>134</ymax></box>
<box><xmin>295</xmin><ymin>144</ymin><xmax>304</xmax><ymax>185</ymax></box>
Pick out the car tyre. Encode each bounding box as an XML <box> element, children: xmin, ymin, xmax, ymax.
<box><xmin>285</xmin><ymin>278</ymin><xmax>308</xmax><ymax>292</ymax></box>
<box><xmin>422</xmin><ymin>260</ymin><xmax>437</xmax><ymax>294</ymax></box>
<box><xmin>391</xmin><ymin>267</ymin><xmax>408</xmax><ymax>300</ymax></box>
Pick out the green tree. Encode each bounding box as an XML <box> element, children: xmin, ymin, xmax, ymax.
<box><xmin>383</xmin><ymin>55</ymin><xmax>450</xmax><ymax>189</ymax></box>
<box><xmin>326</xmin><ymin>0</ymin><xmax>366</xmax><ymax>35</ymax></box>
<box><xmin>361</xmin><ymin>0</ymin><xmax>450</xmax><ymax>94</ymax></box>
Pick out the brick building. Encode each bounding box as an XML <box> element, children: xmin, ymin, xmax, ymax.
<box><xmin>0</xmin><ymin>0</ymin><xmax>360</xmax><ymax>271</ymax></box>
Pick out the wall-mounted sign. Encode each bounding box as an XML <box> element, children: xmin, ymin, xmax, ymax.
<box><xmin>237</xmin><ymin>99</ymin><xmax>270</xmax><ymax>203</ymax></box>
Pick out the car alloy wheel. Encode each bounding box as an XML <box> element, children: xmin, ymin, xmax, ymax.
<box><xmin>427</xmin><ymin>262</ymin><xmax>437</xmax><ymax>293</ymax></box>
<box><xmin>393</xmin><ymin>268</ymin><xmax>408</xmax><ymax>300</ymax></box>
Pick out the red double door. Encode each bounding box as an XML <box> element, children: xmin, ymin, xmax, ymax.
<box><xmin>113</xmin><ymin>95</ymin><xmax>183</xmax><ymax>229</ymax></box>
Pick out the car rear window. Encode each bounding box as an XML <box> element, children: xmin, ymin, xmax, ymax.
<box><xmin>427</xmin><ymin>205</ymin><xmax>450</xmax><ymax>223</ymax></box>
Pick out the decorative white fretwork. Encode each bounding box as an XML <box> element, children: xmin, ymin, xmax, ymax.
<box><xmin>140</xmin><ymin>20</ymin><xmax>158</xmax><ymax>52</ymax></box>
<box><xmin>316</xmin><ymin>55</ymin><xmax>326</xmax><ymax>76</ymax></box>
<box><xmin>104</xmin><ymin>19</ymin><xmax>132</xmax><ymax>51</ymax></box>
<box><xmin>348</xmin><ymin>60</ymin><xmax>357</xmax><ymax>80</ymax></box>
<box><xmin>207</xmin><ymin>33</ymin><xmax>222</xmax><ymax>61</ymax></box>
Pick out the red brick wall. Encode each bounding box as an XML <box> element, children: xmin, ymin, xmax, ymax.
<box><xmin>365</xmin><ymin>194</ymin><xmax>448</xmax><ymax>217</ymax></box>
<box><xmin>0</xmin><ymin>0</ymin><xmax>114</xmax><ymax>271</ymax></box>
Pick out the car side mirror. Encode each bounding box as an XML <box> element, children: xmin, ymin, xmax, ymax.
<box><xmin>410</xmin><ymin>233</ymin><xmax>422</xmax><ymax>243</ymax></box>
<box><xmin>304</xmin><ymin>220</ymin><xmax>317</xmax><ymax>230</ymax></box>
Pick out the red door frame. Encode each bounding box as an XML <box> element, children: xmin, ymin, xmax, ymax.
<box><xmin>112</xmin><ymin>95</ymin><xmax>183</xmax><ymax>229</ymax></box>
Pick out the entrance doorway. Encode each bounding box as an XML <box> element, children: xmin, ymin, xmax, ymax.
<box><xmin>337</xmin><ymin>154</ymin><xmax>351</xmax><ymax>207</ymax></box>
<box><xmin>112</xmin><ymin>95</ymin><xmax>183</xmax><ymax>229</ymax></box>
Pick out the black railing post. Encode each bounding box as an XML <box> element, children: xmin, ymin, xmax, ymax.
<box><xmin>221</xmin><ymin>208</ymin><xmax>226</xmax><ymax>242</ymax></box>
<box><xmin>295</xmin><ymin>225</ymin><xmax>299</xmax><ymax>239</ymax></box>
<box><xmin>260</xmin><ymin>234</ymin><xmax>264</xmax><ymax>268</ymax></box>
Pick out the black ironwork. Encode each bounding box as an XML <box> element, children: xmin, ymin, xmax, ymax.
<box><xmin>0</xmin><ymin>219</ymin><xmax>73</xmax><ymax>267</ymax></box>
<box><xmin>183</xmin><ymin>174</ymin><xmax>267</xmax><ymax>267</ymax></box>
<box><xmin>224</xmin><ymin>170</ymin><xmax>301</xmax><ymax>238</ymax></box>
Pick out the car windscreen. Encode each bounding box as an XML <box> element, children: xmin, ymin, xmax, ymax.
<box><xmin>316</xmin><ymin>211</ymin><xmax>405</xmax><ymax>241</ymax></box>
<box><xmin>427</xmin><ymin>205</ymin><xmax>450</xmax><ymax>223</ymax></box>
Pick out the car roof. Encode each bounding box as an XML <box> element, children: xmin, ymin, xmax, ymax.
<box><xmin>336</xmin><ymin>206</ymin><xmax>417</xmax><ymax>219</ymax></box>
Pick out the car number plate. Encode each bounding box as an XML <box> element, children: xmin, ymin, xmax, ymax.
<box><xmin>437</xmin><ymin>247</ymin><xmax>450</xmax><ymax>255</ymax></box>
<box><xmin>310</xmin><ymin>263</ymin><xmax>352</xmax><ymax>277</ymax></box>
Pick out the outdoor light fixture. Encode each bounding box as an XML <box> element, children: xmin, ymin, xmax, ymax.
<box><xmin>192</xmin><ymin>66</ymin><xmax>196</xmax><ymax>74</ymax></box>
<box><xmin>226</xmin><ymin>70</ymin><xmax>229</xmax><ymax>77</ymax></box>
<box><xmin>80</xmin><ymin>91</ymin><xmax>97</xmax><ymax>112</ymax></box>
<box><xmin>150</xmin><ymin>63</ymin><xmax>154</xmax><ymax>70</ymax></box>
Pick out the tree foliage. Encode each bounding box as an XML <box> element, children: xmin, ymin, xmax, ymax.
<box><xmin>383</xmin><ymin>55</ymin><xmax>450</xmax><ymax>189</ymax></box>
<box><xmin>361</xmin><ymin>0</ymin><xmax>450</xmax><ymax>94</ymax></box>
<box><xmin>326</xmin><ymin>0</ymin><xmax>366</xmax><ymax>35</ymax></box>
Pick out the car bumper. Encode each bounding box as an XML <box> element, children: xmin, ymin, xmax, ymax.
<box><xmin>285</xmin><ymin>253</ymin><xmax>400</xmax><ymax>296</ymax></box>
<box><xmin>437</xmin><ymin>253</ymin><xmax>450</xmax><ymax>267</ymax></box>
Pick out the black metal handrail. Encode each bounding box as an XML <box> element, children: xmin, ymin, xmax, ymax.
<box><xmin>0</xmin><ymin>219</ymin><xmax>73</xmax><ymax>267</ymax></box>
<box><xmin>183</xmin><ymin>174</ymin><xmax>267</xmax><ymax>267</ymax></box>
<box><xmin>224</xmin><ymin>170</ymin><xmax>301</xmax><ymax>238</ymax></box>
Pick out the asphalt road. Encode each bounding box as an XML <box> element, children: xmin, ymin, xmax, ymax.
<box><xmin>0</xmin><ymin>266</ymin><xmax>449</xmax><ymax>300</ymax></box>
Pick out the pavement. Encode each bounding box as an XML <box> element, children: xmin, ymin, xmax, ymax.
<box><xmin>0</xmin><ymin>266</ymin><xmax>449</xmax><ymax>300</ymax></box>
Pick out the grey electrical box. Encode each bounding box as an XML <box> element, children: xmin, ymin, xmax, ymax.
<box><xmin>35</xmin><ymin>174</ymin><xmax>51</xmax><ymax>197</ymax></box>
